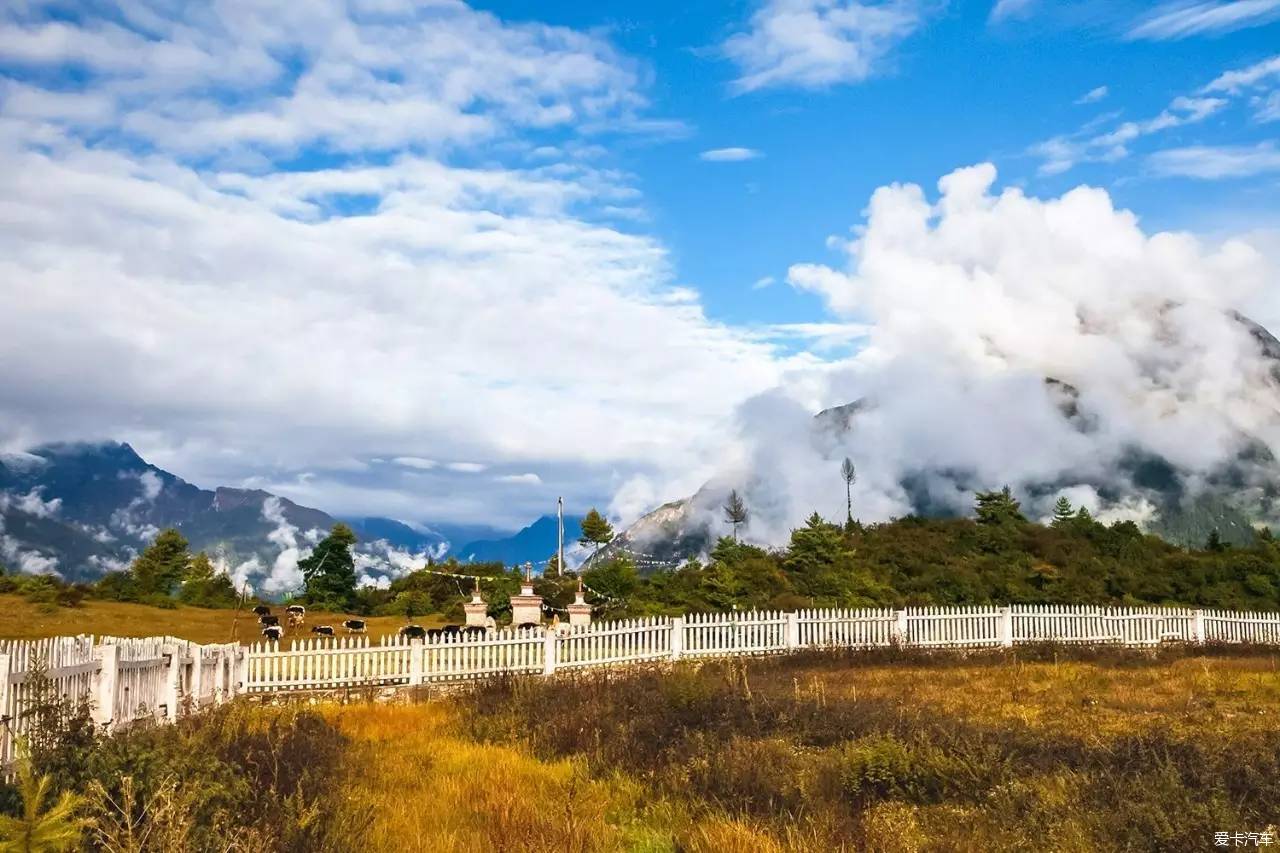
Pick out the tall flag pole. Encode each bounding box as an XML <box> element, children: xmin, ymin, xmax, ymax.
<box><xmin>557</xmin><ymin>496</ymin><xmax>565</xmax><ymax>578</ymax></box>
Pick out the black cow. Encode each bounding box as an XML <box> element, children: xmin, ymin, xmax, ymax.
<box><xmin>261</xmin><ymin>625</ymin><xmax>283</xmax><ymax>641</ymax></box>
<box><xmin>259</xmin><ymin>614</ymin><xmax>280</xmax><ymax>627</ymax></box>
<box><xmin>441</xmin><ymin>624</ymin><xmax>461</xmax><ymax>635</ymax></box>
<box><xmin>342</xmin><ymin>619</ymin><xmax>366</xmax><ymax>633</ymax></box>
<box><xmin>399</xmin><ymin>625</ymin><xmax>427</xmax><ymax>640</ymax></box>
<box><xmin>462</xmin><ymin>626</ymin><xmax>486</xmax><ymax>638</ymax></box>
<box><xmin>286</xmin><ymin>604</ymin><xmax>306</xmax><ymax>616</ymax></box>
<box><xmin>311</xmin><ymin>625</ymin><xmax>334</xmax><ymax>636</ymax></box>
<box><xmin>252</xmin><ymin>605</ymin><xmax>271</xmax><ymax>617</ymax></box>
<box><xmin>516</xmin><ymin>622</ymin><xmax>539</xmax><ymax>631</ymax></box>
<box><xmin>426</xmin><ymin>628</ymin><xmax>443</xmax><ymax>640</ymax></box>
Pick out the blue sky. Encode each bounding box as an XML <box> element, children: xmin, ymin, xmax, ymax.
<box><xmin>507</xmin><ymin>0</ymin><xmax>1280</xmax><ymax>329</ymax></box>
<box><xmin>1</xmin><ymin>0</ymin><xmax>1280</xmax><ymax>540</ymax></box>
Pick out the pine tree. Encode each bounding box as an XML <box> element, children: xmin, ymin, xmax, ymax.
<box><xmin>1051</xmin><ymin>496</ymin><xmax>1074</xmax><ymax>528</ymax></box>
<box><xmin>129</xmin><ymin>529</ymin><xmax>190</xmax><ymax>597</ymax></box>
<box><xmin>724</xmin><ymin>489</ymin><xmax>748</xmax><ymax>541</ymax></box>
<box><xmin>179</xmin><ymin>551</ymin><xmax>237</xmax><ymax>607</ymax></box>
<box><xmin>974</xmin><ymin>486</ymin><xmax>1026</xmax><ymax>525</ymax></box>
<box><xmin>1205</xmin><ymin>528</ymin><xmax>1228</xmax><ymax>553</ymax></box>
<box><xmin>578</xmin><ymin>509</ymin><xmax>615</xmax><ymax>566</ymax></box>
<box><xmin>299</xmin><ymin>523</ymin><xmax>359</xmax><ymax>612</ymax></box>
<box><xmin>0</xmin><ymin>752</ymin><xmax>85</xmax><ymax>852</ymax></box>
<box><xmin>840</xmin><ymin>458</ymin><xmax>857</xmax><ymax>527</ymax></box>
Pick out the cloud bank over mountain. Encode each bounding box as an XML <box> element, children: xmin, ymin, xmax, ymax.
<box><xmin>617</xmin><ymin>164</ymin><xmax>1280</xmax><ymax>546</ymax></box>
<box><xmin>0</xmin><ymin>1</ymin><xmax>810</xmax><ymax>529</ymax></box>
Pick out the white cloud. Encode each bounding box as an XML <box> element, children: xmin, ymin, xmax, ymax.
<box><xmin>260</xmin><ymin>496</ymin><xmax>305</xmax><ymax>596</ymax></box>
<box><xmin>700</xmin><ymin>147</ymin><xmax>763</xmax><ymax>161</ymax></box>
<box><xmin>990</xmin><ymin>0</ymin><xmax>1037</xmax><ymax>23</ymax></box>
<box><xmin>392</xmin><ymin>457</ymin><xmax>438</xmax><ymax>470</ymax></box>
<box><xmin>1148</xmin><ymin>142</ymin><xmax>1280</xmax><ymax>178</ymax></box>
<box><xmin>496</xmin><ymin>473</ymin><xmax>542</xmax><ymax>485</ymax></box>
<box><xmin>0</xmin><ymin>514</ymin><xmax>59</xmax><ymax>576</ymax></box>
<box><xmin>1201</xmin><ymin>54</ymin><xmax>1280</xmax><ymax>93</ymax></box>
<box><xmin>1258</xmin><ymin>90</ymin><xmax>1280</xmax><ymax>122</ymax></box>
<box><xmin>0</xmin><ymin>1</ymin><xmax>808</xmax><ymax>529</ymax></box>
<box><xmin>1127</xmin><ymin>0</ymin><xmax>1280</xmax><ymax>40</ymax></box>
<box><xmin>0</xmin><ymin>487</ymin><xmax>61</xmax><ymax>518</ymax></box>
<box><xmin>723</xmin><ymin>0</ymin><xmax>928</xmax><ymax>93</ymax></box>
<box><xmin>1200</xmin><ymin>54</ymin><xmax>1280</xmax><ymax>124</ymax></box>
<box><xmin>1075</xmin><ymin>85</ymin><xmax>1109</xmax><ymax>105</ymax></box>
<box><xmin>446</xmin><ymin>462</ymin><xmax>488</xmax><ymax>473</ymax></box>
<box><xmin>752</xmin><ymin>276</ymin><xmax>776</xmax><ymax>289</ymax></box>
<box><xmin>1031</xmin><ymin>83</ymin><xmax>1229</xmax><ymax>175</ymax></box>
<box><xmin>655</xmin><ymin>163</ymin><xmax>1280</xmax><ymax>545</ymax></box>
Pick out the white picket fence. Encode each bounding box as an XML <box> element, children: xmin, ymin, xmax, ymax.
<box><xmin>239</xmin><ymin>604</ymin><xmax>1280</xmax><ymax>692</ymax></box>
<box><xmin>3</xmin><ymin>604</ymin><xmax>1280</xmax><ymax>768</ymax></box>
<box><xmin>0</xmin><ymin>636</ymin><xmax>240</xmax><ymax>769</ymax></box>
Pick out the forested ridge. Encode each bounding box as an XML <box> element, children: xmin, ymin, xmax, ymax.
<box><xmin>6</xmin><ymin>489</ymin><xmax>1278</xmax><ymax>620</ymax></box>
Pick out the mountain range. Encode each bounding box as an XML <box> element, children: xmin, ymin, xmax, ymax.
<box><xmin>607</xmin><ymin>315</ymin><xmax>1280</xmax><ymax>565</ymax></box>
<box><xmin>0</xmin><ymin>442</ymin><xmax>579</xmax><ymax>586</ymax></box>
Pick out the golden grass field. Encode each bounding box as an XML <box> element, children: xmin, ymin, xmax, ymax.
<box><xmin>321</xmin><ymin>649</ymin><xmax>1280</xmax><ymax>852</ymax></box>
<box><xmin>0</xmin><ymin>594</ymin><xmax>438</xmax><ymax>643</ymax></box>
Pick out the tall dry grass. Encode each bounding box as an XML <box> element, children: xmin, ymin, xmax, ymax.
<box><xmin>328</xmin><ymin>702</ymin><xmax>673</xmax><ymax>852</ymax></box>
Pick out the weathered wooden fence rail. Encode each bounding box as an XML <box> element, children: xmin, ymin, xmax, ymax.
<box><xmin>0</xmin><ymin>636</ymin><xmax>240</xmax><ymax>769</ymax></box>
<box><xmin>3</xmin><ymin>604</ymin><xmax>1280</xmax><ymax>766</ymax></box>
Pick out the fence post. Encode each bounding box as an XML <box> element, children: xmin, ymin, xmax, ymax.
<box><xmin>543</xmin><ymin>629</ymin><xmax>558</xmax><ymax>676</ymax></box>
<box><xmin>785</xmin><ymin>611</ymin><xmax>800</xmax><ymax>650</ymax></box>
<box><xmin>893</xmin><ymin>609</ymin><xmax>909</xmax><ymax>646</ymax></box>
<box><xmin>91</xmin><ymin>643</ymin><xmax>117</xmax><ymax>727</ymax></box>
<box><xmin>1193</xmin><ymin>609</ymin><xmax>1206</xmax><ymax>645</ymax></box>
<box><xmin>190</xmin><ymin>646</ymin><xmax>204</xmax><ymax>710</ymax></box>
<box><xmin>0</xmin><ymin>653</ymin><xmax>10</xmax><ymax>732</ymax></box>
<box><xmin>1000</xmin><ymin>606</ymin><xmax>1014</xmax><ymax>648</ymax></box>
<box><xmin>409</xmin><ymin>638</ymin><xmax>424</xmax><ymax>685</ymax></box>
<box><xmin>235</xmin><ymin>646</ymin><xmax>250</xmax><ymax>695</ymax></box>
<box><xmin>670</xmin><ymin>616</ymin><xmax>684</xmax><ymax>661</ymax></box>
<box><xmin>162</xmin><ymin>644</ymin><xmax>181</xmax><ymax>722</ymax></box>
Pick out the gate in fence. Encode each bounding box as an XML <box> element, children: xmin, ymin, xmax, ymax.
<box><xmin>2</xmin><ymin>604</ymin><xmax>1280</xmax><ymax>767</ymax></box>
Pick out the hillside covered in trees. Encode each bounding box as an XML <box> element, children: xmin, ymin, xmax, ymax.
<box><xmin>5</xmin><ymin>489</ymin><xmax>1278</xmax><ymax>622</ymax></box>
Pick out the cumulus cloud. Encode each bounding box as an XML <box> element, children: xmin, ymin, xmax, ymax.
<box><xmin>633</xmin><ymin>164</ymin><xmax>1280</xmax><ymax>546</ymax></box>
<box><xmin>0</xmin><ymin>1</ymin><xmax>805</xmax><ymax>529</ymax></box>
<box><xmin>1127</xmin><ymin>0</ymin><xmax>1280</xmax><ymax>40</ymax></box>
<box><xmin>723</xmin><ymin>0</ymin><xmax>928</xmax><ymax>93</ymax></box>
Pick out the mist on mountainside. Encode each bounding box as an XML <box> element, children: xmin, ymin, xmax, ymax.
<box><xmin>612</xmin><ymin>165</ymin><xmax>1280</xmax><ymax>557</ymax></box>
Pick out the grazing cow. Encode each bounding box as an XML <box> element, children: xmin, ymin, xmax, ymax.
<box><xmin>342</xmin><ymin>619</ymin><xmax>367</xmax><ymax>634</ymax></box>
<box><xmin>259</xmin><ymin>614</ymin><xmax>280</xmax><ymax>627</ymax></box>
<box><xmin>462</xmin><ymin>626</ymin><xmax>486</xmax><ymax>639</ymax></box>
<box><xmin>252</xmin><ymin>605</ymin><xmax>271</xmax><ymax>617</ymax></box>
<box><xmin>516</xmin><ymin>622</ymin><xmax>539</xmax><ymax>631</ymax></box>
<box><xmin>311</xmin><ymin>625</ymin><xmax>334</xmax><ymax>636</ymax></box>
<box><xmin>399</xmin><ymin>625</ymin><xmax>427</xmax><ymax>640</ymax></box>
<box><xmin>286</xmin><ymin>604</ymin><xmax>306</xmax><ymax>617</ymax></box>
<box><xmin>426</xmin><ymin>628</ymin><xmax>443</xmax><ymax>640</ymax></box>
<box><xmin>441</xmin><ymin>624</ymin><xmax>461</xmax><ymax>636</ymax></box>
<box><xmin>261</xmin><ymin>625</ymin><xmax>283</xmax><ymax>641</ymax></box>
